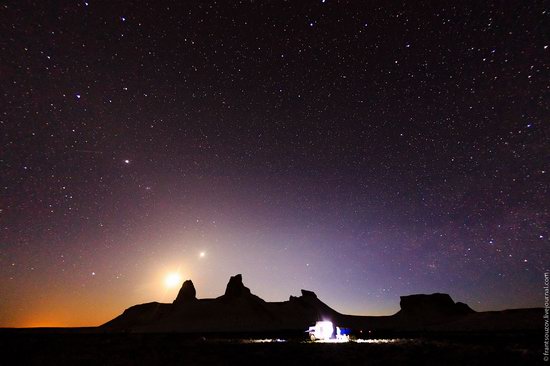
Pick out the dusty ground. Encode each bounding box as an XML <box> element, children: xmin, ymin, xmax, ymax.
<box><xmin>0</xmin><ymin>331</ymin><xmax>541</xmax><ymax>365</ymax></box>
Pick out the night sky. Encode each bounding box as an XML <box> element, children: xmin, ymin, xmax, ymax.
<box><xmin>1</xmin><ymin>1</ymin><xmax>548</xmax><ymax>327</ymax></box>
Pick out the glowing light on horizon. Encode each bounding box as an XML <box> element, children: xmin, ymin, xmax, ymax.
<box><xmin>164</xmin><ymin>273</ymin><xmax>182</xmax><ymax>288</ymax></box>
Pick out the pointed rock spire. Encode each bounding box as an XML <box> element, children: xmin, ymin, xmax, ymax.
<box><xmin>174</xmin><ymin>280</ymin><xmax>197</xmax><ymax>304</ymax></box>
<box><xmin>224</xmin><ymin>274</ymin><xmax>251</xmax><ymax>297</ymax></box>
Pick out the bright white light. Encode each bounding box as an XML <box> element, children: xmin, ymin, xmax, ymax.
<box><xmin>164</xmin><ymin>273</ymin><xmax>182</xmax><ymax>288</ymax></box>
<box><xmin>308</xmin><ymin>321</ymin><xmax>334</xmax><ymax>341</ymax></box>
<box><xmin>199</xmin><ymin>251</ymin><xmax>206</xmax><ymax>258</ymax></box>
<box><xmin>318</xmin><ymin>321</ymin><xmax>334</xmax><ymax>340</ymax></box>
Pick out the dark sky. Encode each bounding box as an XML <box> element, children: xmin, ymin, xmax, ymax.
<box><xmin>1</xmin><ymin>0</ymin><xmax>548</xmax><ymax>327</ymax></box>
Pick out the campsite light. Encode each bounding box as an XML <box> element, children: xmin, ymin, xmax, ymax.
<box><xmin>307</xmin><ymin>321</ymin><xmax>334</xmax><ymax>341</ymax></box>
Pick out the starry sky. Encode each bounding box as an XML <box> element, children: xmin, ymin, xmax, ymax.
<box><xmin>1</xmin><ymin>1</ymin><xmax>548</xmax><ymax>327</ymax></box>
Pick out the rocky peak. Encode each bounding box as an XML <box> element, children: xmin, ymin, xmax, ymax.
<box><xmin>224</xmin><ymin>274</ymin><xmax>252</xmax><ymax>297</ymax></box>
<box><xmin>399</xmin><ymin>293</ymin><xmax>474</xmax><ymax>317</ymax></box>
<box><xmin>301</xmin><ymin>289</ymin><xmax>317</xmax><ymax>298</ymax></box>
<box><xmin>173</xmin><ymin>280</ymin><xmax>197</xmax><ymax>304</ymax></box>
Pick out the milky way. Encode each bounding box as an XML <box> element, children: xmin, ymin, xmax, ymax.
<box><xmin>1</xmin><ymin>1</ymin><xmax>548</xmax><ymax>327</ymax></box>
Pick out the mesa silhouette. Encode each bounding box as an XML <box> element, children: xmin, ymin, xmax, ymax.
<box><xmin>102</xmin><ymin>274</ymin><xmax>541</xmax><ymax>333</ymax></box>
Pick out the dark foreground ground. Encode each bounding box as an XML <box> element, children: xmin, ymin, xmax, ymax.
<box><xmin>0</xmin><ymin>330</ymin><xmax>543</xmax><ymax>365</ymax></box>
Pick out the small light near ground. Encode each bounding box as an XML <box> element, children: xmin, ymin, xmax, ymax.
<box><xmin>356</xmin><ymin>338</ymin><xmax>399</xmax><ymax>344</ymax></box>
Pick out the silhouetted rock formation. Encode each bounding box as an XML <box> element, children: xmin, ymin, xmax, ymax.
<box><xmin>103</xmin><ymin>274</ymin><xmax>341</xmax><ymax>332</ymax></box>
<box><xmin>102</xmin><ymin>274</ymin><xmax>541</xmax><ymax>334</ymax></box>
<box><xmin>398</xmin><ymin>293</ymin><xmax>475</xmax><ymax>319</ymax></box>
<box><xmin>173</xmin><ymin>280</ymin><xmax>197</xmax><ymax>304</ymax></box>
<box><xmin>223</xmin><ymin>274</ymin><xmax>251</xmax><ymax>298</ymax></box>
<box><xmin>300</xmin><ymin>289</ymin><xmax>317</xmax><ymax>298</ymax></box>
<box><xmin>454</xmin><ymin>301</ymin><xmax>475</xmax><ymax>314</ymax></box>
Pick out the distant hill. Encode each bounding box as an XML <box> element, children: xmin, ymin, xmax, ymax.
<box><xmin>102</xmin><ymin>274</ymin><xmax>542</xmax><ymax>333</ymax></box>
